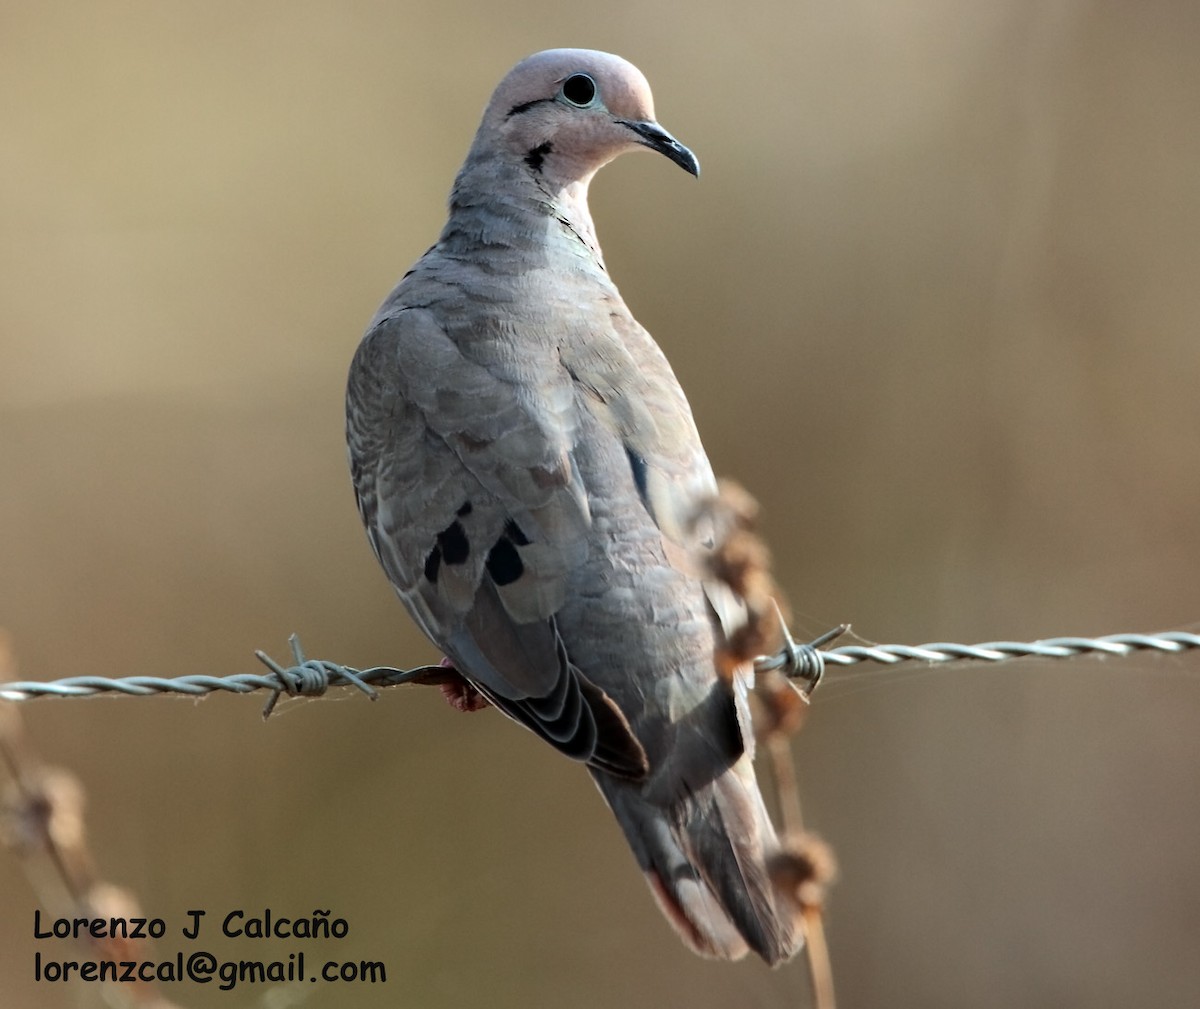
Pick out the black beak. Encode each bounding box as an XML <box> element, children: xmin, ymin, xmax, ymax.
<box><xmin>620</xmin><ymin>119</ymin><xmax>700</xmax><ymax>177</ymax></box>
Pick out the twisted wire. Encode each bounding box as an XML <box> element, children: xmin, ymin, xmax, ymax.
<box><xmin>1</xmin><ymin>629</ymin><xmax>1196</xmax><ymax>707</ymax></box>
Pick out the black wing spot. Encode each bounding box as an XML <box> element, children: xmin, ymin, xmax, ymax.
<box><xmin>457</xmin><ymin>501</ymin><xmax>473</xmax><ymax>517</ymax></box>
<box><xmin>625</xmin><ymin>446</ymin><xmax>650</xmax><ymax>506</ymax></box>
<box><xmin>437</xmin><ymin>521</ymin><xmax>470</xmax><ymax>565</ymax></box>
<box><xmin>486</xmin><ymin>537</ymin><xmax>524</xmax><ymax>586</ymax></box>
<box><xmin>424</xmin><ymin>545</ymin><xmax>442</xmax><ymax>583</ymax></box>
<box><xmin>504</xmin><ymin>519</ymin><xmax>531</xmax><ymax>546</ymax></box>
<box><xmin>525</xmin><ymin>141</ymin><xmax>554</xmax><ymax>173</ymax></box>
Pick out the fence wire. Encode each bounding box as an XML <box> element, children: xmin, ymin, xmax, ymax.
<box><xmin>2</xmin><ymin>629</ymin><xmax>1196</xmax><ymax>709</ymax></box>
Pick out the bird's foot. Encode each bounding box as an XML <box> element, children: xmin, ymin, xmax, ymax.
<box><xmin>432</xmin><ymin>657</ymin><xmax>490</xmax><ymax>713</ymax></box>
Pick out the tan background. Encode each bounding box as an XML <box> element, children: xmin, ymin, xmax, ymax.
<box><xmin>3</xmin><ymin>1</ymin><xmax>1199</xmax><ymax>1007</ymax></box>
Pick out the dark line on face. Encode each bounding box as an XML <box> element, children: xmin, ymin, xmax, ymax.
<box><xmin>506</xmin><ymin>98</ymin><xmax>549</xmax><ymax>118</ymax></box>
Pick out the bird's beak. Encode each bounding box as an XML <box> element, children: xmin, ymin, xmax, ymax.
<box><xmin>620</xmin><ymin>119</ymin><xmax>700</xmax><ymax>177</ymax></box>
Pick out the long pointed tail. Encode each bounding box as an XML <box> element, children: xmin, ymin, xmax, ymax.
<box><xmin>593</xmin><ymin>756</ymin><xmax>803</xmax><ymax>965</ymax></box>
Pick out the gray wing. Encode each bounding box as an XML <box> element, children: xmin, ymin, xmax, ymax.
<box><xmin>347</xmin><ymin>305</ymin><xmax>648</xmax><ymax>778</ymax></box>
<box><xmin>557</xmin><ymin>309</ymin><xmax>758</xmax><ymax>752</ymax></box>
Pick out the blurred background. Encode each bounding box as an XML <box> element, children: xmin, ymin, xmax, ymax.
<box><xmin>2</xmin><ymin>1</ymin><xmax>1199</xmax><ymax>1006</ymax></box>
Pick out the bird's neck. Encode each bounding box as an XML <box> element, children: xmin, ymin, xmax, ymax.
<box><xmin>443</xmin><ymin>157</ymin><xmax>607</xmax><ymax>272</ymax></box>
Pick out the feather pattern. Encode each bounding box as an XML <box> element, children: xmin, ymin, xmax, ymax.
<box><xmin>346</xmin><ymin>48</ymin><xmax>801</xmax><ymax>964</ymax></box>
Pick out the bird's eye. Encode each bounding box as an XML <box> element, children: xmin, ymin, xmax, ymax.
<box><xmin>560</xmin><ymin>73</ymin><xmax>597</xmax><ymax>108</ymax></box>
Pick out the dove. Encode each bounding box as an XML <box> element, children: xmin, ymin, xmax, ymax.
<box><xmin>346</xmin><ymin>48</ymin><xmax>803</xmax><ymax>964</ymax></box>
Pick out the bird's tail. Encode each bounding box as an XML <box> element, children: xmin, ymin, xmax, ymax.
<box><xmin>592</xmin><ymin>758</ymin><xmax>803</xmax><ymax>965</ymax></box>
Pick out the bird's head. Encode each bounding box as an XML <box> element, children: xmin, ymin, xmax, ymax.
<box><xmin>471</xmin><ymin>48</ymin><xmax>699</xmax><ymax>188</ymax></box>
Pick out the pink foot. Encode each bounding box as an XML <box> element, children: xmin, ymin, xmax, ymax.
<box><xmin>436</xmin><ymin>656</ymin><xmax>489</xmax><ymax>713</ymax></box>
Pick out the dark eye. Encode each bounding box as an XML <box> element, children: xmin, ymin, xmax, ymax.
<box><xmin>560</xmin><ymin>73</ymin><xmax>597</xmax><ymax>108</ymax></box>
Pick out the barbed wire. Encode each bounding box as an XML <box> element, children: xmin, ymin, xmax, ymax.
<box><xmin>1</xmin><ymin>628</ymin><xmax>1196</xmax><ymax>712</ymax></box>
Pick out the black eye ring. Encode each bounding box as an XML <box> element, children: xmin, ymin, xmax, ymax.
<box><xmin>560</xmin><ymin>73</ymin><xmax>597</xmax><ymax>108</ymax></box>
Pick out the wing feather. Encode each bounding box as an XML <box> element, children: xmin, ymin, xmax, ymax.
<box><xmin>347</xmin><ymin>306</ymin><xmax>646</xmax><ymax>777</ymax></box>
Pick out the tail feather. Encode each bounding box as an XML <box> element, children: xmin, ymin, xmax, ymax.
<box><xmin>593</xmin><ymin>760</ymin><xmax>803</xmax><ymax>965</ymax></box>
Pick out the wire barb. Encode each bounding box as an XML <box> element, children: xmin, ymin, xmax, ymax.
<box><xmin>255</xmin><ymin>633</ymin><xmax>380</xmax><ymax>719</ymax></box>
<box><xmin>755</xmin><ymin>608</ymin><xmax>850</xmax><ymax>700</ymax></box>
<box><xmin>0</xmin><ymin>630</ymin><xmax>1197</xmax><ymax>704</ymax></box>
